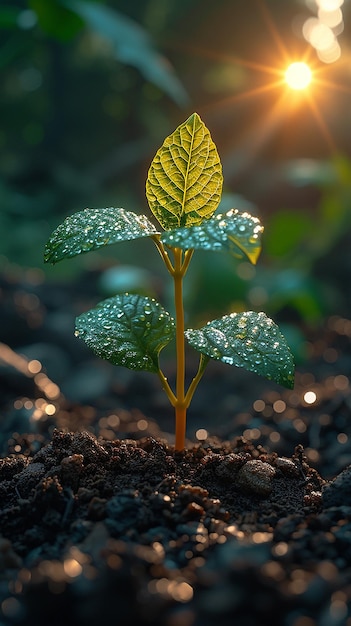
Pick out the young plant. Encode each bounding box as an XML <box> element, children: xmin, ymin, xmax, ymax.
<box><xmin>44</xmin><ymin>113</ymin><xmax>295</xmax><ymax>450</ymax></box>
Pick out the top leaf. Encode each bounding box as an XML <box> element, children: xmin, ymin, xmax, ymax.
<box><xmin>161</xmin><ymin>209</ymin><xmax>263</xmax><ymax>264</ymax></box>
<box><xmin>44</xmin><ymin>207</ymin><xmax>160</xmax><ymax>264</ymax></box>
<box><xmin>146</xmin><ymin>112</ymin><xmax>223</xmax><ymax>230</ymax></box>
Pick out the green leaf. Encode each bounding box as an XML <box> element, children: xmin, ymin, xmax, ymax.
<box><xmin>161</xmin><ymin>209</ymin><xmax>263</xmax><ymax>264</ymax></box>
<box><xmin>146</xmin><ymin>112</ymin><xmax>223</xmax><ymax>230</ymax></box>
<box><xmin>264</xmin><ymin>210</ymin><xmax>313</xmax><ymax>258</ymax></box>
<box><xmin>185</xmin><ymin>311</ymin><xmax>295</xmax><ymax>389</ymax></box>
<box><xmin>44</xmin><ymin>207</ymin><xmax>159</xmax><ymax>264</ymax></box>
<box><xmin>30</xmin><ymin>0</ymin><xmax>84</xmax><ymax>40</ymax></box>
<box><xmin>61</xmin><ymin>0</ymin><xmax>188</xmax><ymax>106</ymax></box>
<box><xmin>75</xmin><ymin>293</ymin><xmax>175</xmax><ymax>373</ymax></box>
<box><xmin>0</xmin><ymin>7</ymin><xmax>21</xmax><ymax>29</ymax></box>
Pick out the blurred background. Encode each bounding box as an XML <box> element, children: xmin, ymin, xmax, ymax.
<box><xmin>2</xmin><ymin>0</ymin><xmax>351</xmax><ymax>327</ymax></box>
<box><xmin>1</xmin><ymin>0</ymin><xmax>351</xmax><ymax>451</ymax></box>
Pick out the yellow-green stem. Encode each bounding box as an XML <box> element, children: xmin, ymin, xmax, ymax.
<box><xmin>184</xmin><ymin>354</ymin><xmax>209</xmax><ymax>407</ymax></box>
<box><xmin>152</xmin><ymin>240</ymin><xmax>197</xmax><ymax>449</ymax></box>
<box><xmin>157</xmin><ymin>369</ymin><xmax>177</xmax><ymax>406</ymax></box>
<box><xmin>173</xmin><ymin>247</ymin><xmax>187</xmax><ymax>450</ymax></box>
<box><xmin>151</xmin><ymin>235</ymin><xmax>174</xmax><ymax>273</ymax></box>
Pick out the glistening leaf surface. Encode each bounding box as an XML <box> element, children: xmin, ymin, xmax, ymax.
<box><xmin>75</xmin><ymin>294</ymin><xmax>175</xmax><ymax>373</ymax></box>
<box><xmin>146</xmin><ymin>112</ymin><xmax>223</xmax><ymax>230</ymax></box>
<box><xmin>44</xmin><ymin>207</ymin><xmax>159</xmax><ymax>264</ymax></box>
<box><xmin>161</xmin><ymin>209</ymin><xmax>263</xmax><ymax>264</ymax></box>
<box><xmin>185</xmin><ymin>311</ymin><xmax>295</xmax><ymax>388</ymax></box>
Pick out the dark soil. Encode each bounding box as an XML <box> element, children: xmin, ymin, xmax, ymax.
<box><xmin>1</xmin><ymin>270</ymin><xmax>351</xmax><ymax>625</ymax></box>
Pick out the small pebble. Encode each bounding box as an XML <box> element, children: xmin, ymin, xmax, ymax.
<box><xmin>236</xmin><ymin>460</ymin><xmax>276</xmax><ymax>496</ymax></box>
<box><xmin>275</xmin><ymin>457</ymin><xmax>300</xmax><ymax>477</ymax></box>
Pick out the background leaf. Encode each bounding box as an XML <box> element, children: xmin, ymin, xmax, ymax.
<box><xmin>146</xmin><ymin>112</ymin><xmax>223</xmax><ymax>230</ymax></box>
<box><xmin>161</xmin><ymin>209</ymin><xmax>263</xmax><ymax>264</ymax></box>
<box><xmin>0</xmin><ymin>6</ymin><xmax>21</xmax><ymax>29</ymax></box>
<box><xmin>185</xmin><ymin>311</ymin><xmax>295</xmax><ymax>388</ymax></box>
<box><xmin>44</xmin><ymin>207</ymin><xmax>159</xmax><ymax>264</ymax></box>
<box><xmin>75</xmin><ymin>293</ymin><xmax>175</xmax><ymax>373</ymax></box>
<box><xmin>61</xmin><ymin>0</ymin><xmax>188</xmax><ymax>106</ymax></box>
<box><xmin>30</xmin><ymin>0</ymin><xmax>84</xmax><ymax>40</ymax></box>
<box><xmin>264</xmin><ymin>210</ymin><xmax>313</xmax><ymax>258</ymax></box>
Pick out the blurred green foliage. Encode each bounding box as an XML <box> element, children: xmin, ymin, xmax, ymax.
<box><xmin>0</xmin><ymin>0</ymin><xmax>189</xmax><ymax>269</ymax></box>
<box><xmin>1</xmin><ymin>0</ymin><xmax>351</xmax><ymax>345</ymax></box>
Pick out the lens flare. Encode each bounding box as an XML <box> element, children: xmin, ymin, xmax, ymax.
<box><xmin>284</xmin><ymin>62</ymin><xmax>312</xmax><ymax>90</ymax></box>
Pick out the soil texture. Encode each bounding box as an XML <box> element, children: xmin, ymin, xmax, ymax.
<box><xmin>1</xmin><ymin>271</ymin><xmax>351</xmax><ymax>625</ymax></box>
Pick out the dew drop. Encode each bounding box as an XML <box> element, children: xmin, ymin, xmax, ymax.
<box><xmin>206</xmin><ymin>327</ymin><xmax>229</xmax><ymax>350</ymax></box>
<box><xmin>82</xmin><ymin>241</ymin><xmax>93</xmax><ymax>251</ymax></box>
<box><xmin>222</xmin><ymin>356</ymin><xmax>234</xmax><ymax>365</ymax></box>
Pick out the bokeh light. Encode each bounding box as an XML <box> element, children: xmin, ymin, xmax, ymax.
<box><xmin>302</xmin><ymin>0</ymin><xmax>344</xmax><ymax>63</ymax></box>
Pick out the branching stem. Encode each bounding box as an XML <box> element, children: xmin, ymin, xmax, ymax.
<box><xmin>184</xmin><ymin>354</ymin><xmax>209</xmax><ymax>407</ymax></box>
<box><xmin>151</xmin><ymin>235</ymin><xmax>174</xmax><ymax>273</ymax></box>
<box><xmin>157</xmin><ymin>369</ymin><xmax>177</xmax><ymax>406</ymax></box>
<box><xmin>154</xmin><ymin>239</ymin><xmax>201</xmax><ymax>450</ymax></box>
<box><xmin>173</xmin><ymin>247</ymin><xmax>187</xmax><ymax>450</ymax></box>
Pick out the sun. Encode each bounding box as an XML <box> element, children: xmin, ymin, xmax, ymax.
<box><xmin>191</xmin><ymin>0</ymin><xmax>347</xmax><ymax>160</ymax></box>
<box><xmin>284</xmin><ymin>62</ymin><xmax>312</xmax><ymax>90</ymax></box>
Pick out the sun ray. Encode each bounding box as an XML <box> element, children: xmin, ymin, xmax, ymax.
<box><xmin>313</xmin><ymin>76</ymin><xmax>351</xmax><ymax>96</ymax></box>
<box><xmin>174</xmin><ymin>0</ymin><xmax>346</xmax><ymax>168</ymax></box>
<box><xmin>201</xmin><ymin>79</ymin><xmax>284</xmax><ymax>115</ymax></box>
<box><xmin>175</xmin><ymin>41</ymin><xmax>286</xmax><ymax>79</ymax></box>
<box><xmin>219</xmin><ymin>91</ymin><xmax>292</xmax><ymax>180</ymax></box>
<box><xmin>253</xmin><ymin>0</ymin><xmax>291</xmax><ymax>64</ymax></box>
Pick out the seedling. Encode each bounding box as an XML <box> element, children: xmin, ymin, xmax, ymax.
<box><xmin>44</xmin><ymin>113</ymin><xmax>295</xmax><ymax>450</ymax></box>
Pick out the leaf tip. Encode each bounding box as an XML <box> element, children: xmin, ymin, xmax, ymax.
<box><xmin>284</xmin><ymin>372</ymin><xmax>295</xmax><ymax>390</ymax></box>
<box><xmin>43</xmin><ymin>248</ymin><xmax>53</xmax><ymax>265</ymax></box>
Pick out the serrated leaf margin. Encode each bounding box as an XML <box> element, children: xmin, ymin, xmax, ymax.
<box><xmin>44</xmin><ymin>207</ymin><xmax>159</xmax><ymax>264</ymax></box>
<box><xmin>146</xmin><ymin>112</ymin><xmax>223</xmax><ymax>230</ymax></box>
<box><xmin>185</xmin><ymin>311</ymin><xmax>295</xmax><ymax>389</ymax></box>
<box><xmin>161</xmin><ymin>209</ymin><xmax>263</xmax><ymax>264</ymax></box>
<box><xmin>75</xmin><ymin>293</ymin><xmax>175</xmax><ymax>373</ymax></box>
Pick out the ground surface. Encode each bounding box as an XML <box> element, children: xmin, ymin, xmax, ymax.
<box><xmin>1</xmin><ymin>270</ymin><xmax>351</xmax><ymax>625</ymax></box>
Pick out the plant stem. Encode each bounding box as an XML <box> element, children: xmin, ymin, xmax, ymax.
<box><xmin>157</xmin><ymin>369</ymin><xmax>177</xmax><ymax>406</ymax></box>
<box><xmin>184</xmin><ymin>353</ymin><xmax>209</xmax><ymax>407</ymax></box>
<box><xmin>151</xmin><ymin>235</ymin><xmax>174</xmax><ymax>273</ymax></box>
<box><xmin>175</xmin><ymin>405</ymin><xmax>187</xmax><ymax>452</ymax></box>
<box><xmin>153</xmin><ymin>240</ymin><xmax>196</xmax><ymax>450</ymax></box>
<box><xmin>181</xmin><ymin>249</ymin><xmax>194</xmax><ymax>274</ymax></box>
<box><xmin>173</xmin><ymin>247</ymin><xmax>187</xmax><ymax>450</ymax></box>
